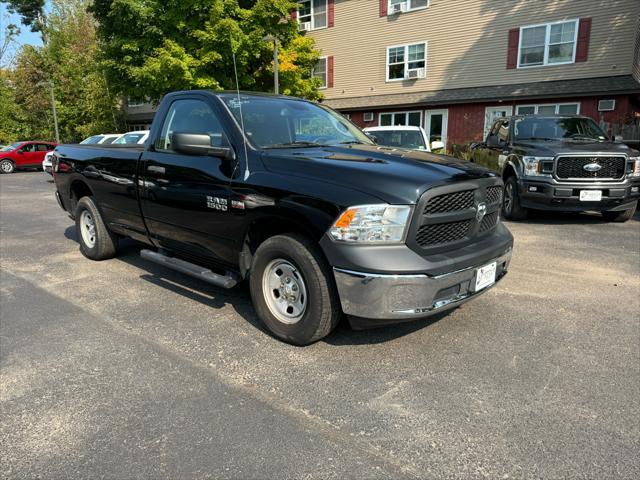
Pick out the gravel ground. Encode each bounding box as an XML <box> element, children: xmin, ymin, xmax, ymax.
<box><xmin>1</xmin><ymin>171</ymin><xmax>639</xmax><ymax>479</ymax></box>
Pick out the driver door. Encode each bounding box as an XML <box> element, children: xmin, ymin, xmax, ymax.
<box><xmin>139</xmin><ymin>96</ymin><xmax>239</xmax><ymax>265</ymax></box>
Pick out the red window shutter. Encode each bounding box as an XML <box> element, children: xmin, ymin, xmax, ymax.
<box><xmin>575</xmin><ymin>18</ymin><xmax>592</xmax><ymax>62</ymax></box>
<box><xmin>291</xmin><ymin>9</ymin><xmax>297</xmax><ymax>20</ymax></box>
<box><xmin>327</xmin><ymin>56</ymin><xmax>334</xmax><ymax>88</ymax></box>
<box><xmin>328</xmin><ymin>0</ymin><xmax>335</xmax><ymax>27</ymax></box>
<box><xmin>380</xmin><ymin>0</ymin><xmax>387</xmax><ymax>17</ymax></box>
<box><xmin>506</xmin><ymin>28</ymin><xmax>519</xmax><ymax>69</ymax></box>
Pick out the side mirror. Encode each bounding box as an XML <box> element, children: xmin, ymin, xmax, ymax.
<box><xmin>430</xmin><ymin>140</ymin><xmax>445</xmax><ymax>151</ymax></box>
<box><xmin>614</xmin><ymin>135</ymin><xmax>623</xmax><ymax>142</ymax></box>
<box><xmin>486</xmin><ymin>135</ymin><xmax>502</xmax><ymax>148</ymax></box>
<box><xmin>365</xmin><ymin>132</ymin><xmax>378</xmax><ymax>143</ymax></box>
<box><xmin>17</xmin><ymin>150</ymin><xmax>24</xmax><ymax>154</ymax></box>
<box><xmin>172</xmin><ymin>132</ymin><xmax>235</xmax><ymax>161</ymax></box>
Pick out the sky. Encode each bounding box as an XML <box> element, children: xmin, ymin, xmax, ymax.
<box><xmin>1</xmin><ymin>2</ymin><xmax>45</xmax><ymax>49</ymax></box>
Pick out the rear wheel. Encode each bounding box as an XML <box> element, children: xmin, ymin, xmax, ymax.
<box><xmin>74</xmin><ymin>196</ymin><xmax>118</xmax><ymax>260</ymax></box>
<box><xmin>502</xmin><ymin>176</ymin><xmax>528</xmax><ymax>220</ymax></box>
<box><xmin>602</xmin><ymin>201</ymin><xmax>637</xmax><ymax>223</ymax></box>
<box><xmin>249</xmin><ymin>233</ymin><xmax>341</xmax><ymax>345</ymax></box>
<box><xmin>0</xmin><ymin>159</ymin><xmax>15</xmax><ymax>174</ymax></box>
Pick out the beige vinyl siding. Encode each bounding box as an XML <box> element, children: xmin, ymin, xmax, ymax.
<box><xmin>309</xmin><ymin>0</ymin><xmax>638</xmax><ymax>101</ymax></box>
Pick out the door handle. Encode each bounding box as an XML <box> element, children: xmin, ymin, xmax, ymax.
<box><xmin>147</xmin><ymin>165</ymin><xmax>165</xmax><ymax>174</ymax></box>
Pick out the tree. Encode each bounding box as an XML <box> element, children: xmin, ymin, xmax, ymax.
<box><xmin>2</xmin><ymin>0</ymin><xmax>122</xmax><ymax>143</ymax></box>
<box><xmin>89</xmin><ymin>0</ymin><xmax>323</xmax><ymax>102</ymax></box>
<box><xmin>1</xmin><ymin>13</ymin><xmax>20</xmax><ymax>66</ymax></box>
<box><xmin>1</xmin><ymin>0</ymin><xmax>46</xmax><ymax>32</ymax></box>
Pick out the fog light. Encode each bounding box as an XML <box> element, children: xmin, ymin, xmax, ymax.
<box><xmin>528</xmin><ymin>186</ymin><xmax>538</xmax><ymax>192</ymax></box>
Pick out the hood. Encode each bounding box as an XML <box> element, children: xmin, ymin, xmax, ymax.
<box><xmin>513</xmin><ymin>139</ymin><xmax>639</xmax><ymax>157</ymax></box>
<box><xmin>260</xmin><ymin>144</ymin><xmax>495</xmax><ymax>204</ymax></box>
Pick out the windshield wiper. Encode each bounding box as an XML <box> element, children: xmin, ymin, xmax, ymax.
<box><xmin>519</xmin><ymin>137</ymin><xmax>556</xmax><ymax>141</ymax></box>
<box><xmin>263</xmin><ymin>141</ymin><xmax>327</xmax><ymax>149</ymax></box>
<box><xmin>338</xmin><ymin>140</ymin><xmax>365</xmax><ymax>145</ymax></box>
<box><xmin>566</xmin><ymin>135</ymin><xmax>603</xmax><ymax>142</ymax></box>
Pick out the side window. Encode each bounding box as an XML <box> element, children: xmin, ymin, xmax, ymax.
<box><xmin>20</xmin><ymin>144</ymin><xmax>36</xmax><ymax>153</ymax></box>
<box><xmin>156</xmin><ymin>99</ymin><xmax>226</xmax><ymax>152</ymax></box>
<box><xmin>36</xmin><ymin>144</ymin><xmax>50</xmax><ymax>152</ymax></box>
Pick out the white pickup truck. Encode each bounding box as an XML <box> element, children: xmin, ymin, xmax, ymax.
<box><xmin>363</xmin><ymin>126</ymin><xmax>445</xmax><ymax>152</ymax></box>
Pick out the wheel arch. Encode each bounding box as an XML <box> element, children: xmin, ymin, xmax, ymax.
<box><xmin>239</xmin><ymin>211</ymin><xmax>332</xmax><ymax>279</ymax></box>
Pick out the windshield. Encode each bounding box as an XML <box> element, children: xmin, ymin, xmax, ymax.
<box><xmin>114</xmin><ymin>133</ymin><xmax>145</xmax><ymax>144</ymax></box>
<box><xmin>514</xmin><ymin>117</ymin><xmax>608</xmax><ymax>142</ymax></box>
<box><xmin>369</xmin><ymin>130</ymin><xmax>427</xmax><ymax>150</ymax></box>
<box><xmin>80</xmin><ymin>135</ymin><xmax>104</xmax><ymax>144</ymax></box>
<box><xmin>219</xmin><ymin>94</ymin><xmax>373</xmax><ymax>149</ymax></box>
<box><xmin>1</xmin><ymin>142</ymin><xmax>22</xmax><ymax>152</ymax></box>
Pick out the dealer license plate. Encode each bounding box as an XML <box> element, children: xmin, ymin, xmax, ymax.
<box><xmin>475</xmin><ymin>262</ymin><xmax>497</xmax><ymax>292</ymax></box>
<box><xmin>580</xmin><ymin>190</ymin><xmax>602</xmax><ymax>202</ymax></box>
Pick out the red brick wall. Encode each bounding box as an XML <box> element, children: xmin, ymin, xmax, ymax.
<box><xmin>340</xmin><ymin>93</ymin><xmax>637</xmax><ymax>148</ymax></box>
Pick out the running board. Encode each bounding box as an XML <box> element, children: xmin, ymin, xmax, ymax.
<box><xmin>140</xmin><ymin>249</ymin><xmax>238</xmax><ymax>289</ymax></box>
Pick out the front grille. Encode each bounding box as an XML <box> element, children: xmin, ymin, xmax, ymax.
<box><xmin>416</xmin><ymin>220</ymin><xmax>471</xmax><ymax>247</ymax></box>
<box><xmin>556</xmin><ymin>156</ymin><xmax>626</xmax><ymax>180</ymax></box>
<box><xmin>410</xmin><ymin>180</ymin><xmax>503</xmax><ymax>253</ymax></box>
<box><xmin>486</xmin><ymin>186</ymin><xmax>503</xmax><ymax>205</ymax></box>
<box><xmin>424</xmin><ymin>190</ymin><xmax>474</xmax><ymax>214</ymax></box>
<box><xmin>479</xmin><ymin>212</ymin><xmax>499</xmax><ymax>232</ymax></box>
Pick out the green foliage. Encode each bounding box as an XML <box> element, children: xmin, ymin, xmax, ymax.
<box><xmin>1</xmin><ymin>0</ymin><xmax>46</xmax><ymax>32</ymax></box>
<box><xmin>1</xmin><ymin>0</ymin><xmax>123</xmax><ymax>143</ymax></box>
<box><xmin>90</xmin><ymin>0</ymin><xmax>323</xmax><ymax>102</ymax></box>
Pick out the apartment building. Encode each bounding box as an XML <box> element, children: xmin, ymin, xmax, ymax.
<box><xmin>304</xmin><ymin>0</ymin><xmax>640</xmax><ymax>148</ymax></box>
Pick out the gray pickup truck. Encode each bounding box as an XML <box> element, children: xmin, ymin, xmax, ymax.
<box><xmin>471</xmin><ymin>115</ymin><xmax>640</xmax><ymax>221</ymax></box>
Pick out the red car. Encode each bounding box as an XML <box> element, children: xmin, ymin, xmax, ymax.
<box><xmin>0</xmin><ymin>141</ymin><xmax>57</xmax><ymax>174</ymax></box>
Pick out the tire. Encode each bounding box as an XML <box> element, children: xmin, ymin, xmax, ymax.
<box><xmin>0</xmin><ymin>159</ymin><xmax>15</xmax><ymax>174</ymax></box>
<box><xmin>502</xmin><ymin>176</ymin><xmax>528</xmax><ymax>220</ymax></box>
<box><xmin>249</xmin><ymin>233</ymin><xmax>341</xmax><ymax>345</ymax></box>
<box><xmin>602</xmin><ymin>201</ymin><xmax>637</xmax><ymax>223</ymax></box>
<box><xmin>74</xmin><ymin>196</ymin><xmax>118</xmax><ymax>260</ymax></box>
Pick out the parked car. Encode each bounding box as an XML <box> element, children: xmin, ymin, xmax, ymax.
<box><xmin>364</xmin><ymin>126</ymin><xmax>445</xmax><ymax>152</ymax></box>
<box><xmin>80</xmin><ymin>134</ymin><xmax>121</xmax><ymax>145</ymax></box>
<box><xmin>471</xmin><ymin>115</ymin><xmax>640</xmax><ymax>222</ymax></box>
<box><xmin>112</xmin><ymin>130</ymin><xmax>150</xmax><ymax>145</ymax></box>
<box><xmin>0</xmin><ymin>141</ymin><xmax>57</xmax><ymax>174</ymax></box>
<box><xmin>52</xmin><ymin>90</ymin><xmax>513</xmax><ymax>345</ymax></box>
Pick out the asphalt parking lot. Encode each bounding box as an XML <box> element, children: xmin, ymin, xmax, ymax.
<box><xmin>1</xmin><ymin>171</ymin><xmax>639</xmax><ymax>478</ymax></box>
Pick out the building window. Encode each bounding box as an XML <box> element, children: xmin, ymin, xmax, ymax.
<box><xmin>388</xmin><ymin>0</ymin><xmax>428</xmax><ymax>13</ymax></box>
<box><xmin>379</xmin><ymin>111</ymin><xmax>422</xmax><ymax>127</ymax></box>
<box><xmin>518</xmin><ymin>19</ymin><xmax>578</xmax><ymax>68</ymax></box>
<box><xmin>386</xmin><ymin>42</ymin><xmax>426</xmax><ymax>81</ymax></box>
<box><xmin>298</xmin><ymin>0</ymin><xmax>327</xmax><ymax>30</ymax></box>
<box><xmin>127</xmin><ymin>98</ymin><xmax>144</xmax><ymax>108</ymax></box>
<box><xmin>516</xmin><ymin>103</ymin><xmax>580</xmax><ymax>115</ymax></box>
<box><xmin>312</xmin><ymin>57</ymin><xmax>327</xmax><ymax>88</ymax></box>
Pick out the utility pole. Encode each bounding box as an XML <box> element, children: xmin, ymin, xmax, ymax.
<box><xmin>263</xmin><ymin>36</ymin><xmax>279</xmax><ymax>95</ymax></box>
<box><xmin>49</xmin><ymin>83</ymin><xmax>60</xmax><ymax>143</ymax></box>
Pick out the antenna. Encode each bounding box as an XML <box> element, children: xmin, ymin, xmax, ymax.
<box><xmin>232</xmin><ymin>53</ymin><xmax>250</xmax><ymax>181</ymax></box>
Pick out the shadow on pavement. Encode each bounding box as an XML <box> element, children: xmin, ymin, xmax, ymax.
<box><xmin>64</xmin><ymin>225</ymin><xmax>447</xmax><ymax>346</ymax></box>
<box><xmin>508</xmin><ymin>207</ymin><xmax>640</xmax><ymax>225</ymax></box>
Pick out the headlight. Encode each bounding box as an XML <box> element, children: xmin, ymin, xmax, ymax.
<box><xmin>522</xmin><ymin>156</ymin><xmax>554</xmax><ymax>177</ymax></box>
<box><xmin>329</xmin><ymin>204</ymin><xmax>412</xmax><ymax>243</ymax></box>
<box><xmin>629</xmin><ymin>157</ymin><xmax>640</xmax><ymax>177</ymax></box>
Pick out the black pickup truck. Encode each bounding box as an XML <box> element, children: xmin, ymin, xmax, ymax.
<box><xmin>53</xmin><ymin>90</ymin><xmax>513</xmax><ymax>345</ymax></box>
<box><xmin>471</xmin><ymin>115</ymin><xmax>640</xmax><ymax>221</ymax></box>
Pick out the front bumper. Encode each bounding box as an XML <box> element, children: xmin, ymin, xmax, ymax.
<box><xmin>519</xmin><ymin>177</ymin><xmax>640</xmax><ymax>212</ymax></box>
<box><xmin>333</xmin><ymin>248</ymin><xmax>512</xmax><ymax>325</ymax></box>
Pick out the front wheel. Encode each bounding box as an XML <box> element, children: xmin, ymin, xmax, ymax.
<box><xmin>502</xmin><ymin>176</ymin><xmax>528</xmax><ymax>220</ymax></box>
<box><xmin>249</xmin><ymin>233</ymin><xmax>341</xmax><ymax>345</ymax></box>
<box><xmin>74</xmin><ymin>196</ymin><xmax>118</xmax><ymax>260</ymax></box>
<box><xmin>0</xmin><ymin>159</ymin><xmax>15</xmax><ymax>174</ymax></box>
<box><xmin>602</xmin><ymin>201</ymin><xmax>637</xmax><ymax>223</ymax></box>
